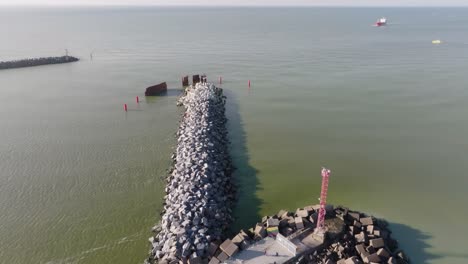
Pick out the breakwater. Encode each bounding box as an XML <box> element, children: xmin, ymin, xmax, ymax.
<box><xmin>220</xmin><ymin>205</ymin><xmax>409</xmax><ymax>264</ymax></box>
<box><xmin>147</xmin><ymin>82</ymin><xmax>235</xmax><ymax>263</ymax></box>
<box><xmin>0</xmin><ymin>56</ymin><xmax>79</xmax><ymax>70</ymax></box>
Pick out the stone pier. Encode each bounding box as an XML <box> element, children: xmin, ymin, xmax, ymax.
<box><xmin>147</xmin><ymin>83</ymin><xmax>234</xmax><ymax>264</ymax></box>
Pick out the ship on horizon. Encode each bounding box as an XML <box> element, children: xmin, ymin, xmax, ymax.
<box><xmin>375</xmin><ymin>17</ymin><xmax>387</xmax><ymax>27</ymax></box>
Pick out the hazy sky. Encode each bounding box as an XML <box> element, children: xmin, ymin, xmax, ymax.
<box><xmin>1</xmin><ymin>0</ymin><xmax>467</xmax><ymax>6</ymax></box>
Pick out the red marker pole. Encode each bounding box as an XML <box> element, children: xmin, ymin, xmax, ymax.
<box><xmin>248</xmin><ymin>80</ymin><xmax>251</xmax><ymax>87</ymax></box>
<box><xmin>124</xmin><ymin>104</ymin><xmax>127</xmax><ymax>111</ymax></box>
<box><xmin>136</xmin><ymin>96</ymin><xmax>139</xmax><ymax>103</ymax></box>
<box><xmin>219</xmin><ymin>76</ymin><xmax>222</xmax><ymax>84</ymax></box>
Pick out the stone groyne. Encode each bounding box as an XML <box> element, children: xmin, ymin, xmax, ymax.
<box><xmin>147</xmin><ymin>83</ymin><xmax>235</xmax><ymax>264</ymax></box>
<box><xmin>0</xmin><ymin>56</ymin><xmax>79</xmax><ymax>70</ymax></box>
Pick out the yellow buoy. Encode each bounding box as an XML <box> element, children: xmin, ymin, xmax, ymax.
<box><xmin>432</xmin><ymin>40</ymin><xmax>442</xmax><ymax>44</ymax></box>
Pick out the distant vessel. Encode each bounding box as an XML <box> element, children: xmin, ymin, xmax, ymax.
<box><xmin>375</xmin><ymin>17</ymin><xmax>387</xmax><ymax>27</ymax></box>
<box><xmin>432</xmin><ymin>40</ymin><xmax>442</xmax><ymax>44</ymax></box>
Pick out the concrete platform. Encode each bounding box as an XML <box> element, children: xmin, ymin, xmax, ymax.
<box><xmin>224</xmin><ymin>237</ymin><xmax>295</xmax><ymax>264</ymax></box>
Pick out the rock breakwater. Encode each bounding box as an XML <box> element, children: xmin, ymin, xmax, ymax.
<box><xmin>147</xmin><ymin>83</ymin><xmax>235</xmax><ymax>264</ymax></box>
<box><xmin>0</xmin><ymin>56</ymin><xmax>79</xmax><ymax>70</ymax></box>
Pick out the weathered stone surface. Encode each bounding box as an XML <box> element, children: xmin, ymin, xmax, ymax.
<box><xmin>145</xmin><ymin>82</ymin><xmax>167</xmax><ymax>96</ymax></box>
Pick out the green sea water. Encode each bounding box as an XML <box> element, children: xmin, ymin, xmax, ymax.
<box><xmin>0</xmin><ymin>7</ymin><xmax>467</xmax><ymax>264</ymax></box>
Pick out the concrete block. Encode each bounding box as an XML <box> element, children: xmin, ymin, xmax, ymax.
<box><xmin>216</xmin><ymin>252</ymin><xmax>228</xmax><ymax>262</ymax></box>
<box><xmin>296</xmin><ymin>209</ymin><xmax>309</xmax><ymax>218</ymax></box>
<box><xmin>267</xmin><ymin>218</ymin><xmax>280</xmax><ymax>227</ymax></box>
<box><xmin>370</xmin><ymin>238</ymin><xmax>385</xmax><ymax>249</ymax></box>
<box><xmin>354</xmin><ymin>232</ymin><xmax>367</xmax><ymax>243</ymax></box>
<box><xmin>360</xmin><ymin>217</ymin><xmax>373</xmax><ymax>226</ymax></box>
<box><xmin>312</xmin><ymin>204</ymin><xmax>321</xmax><ymax>211</ymax></box>
<box><xmin>304</xmin><ymin>205</ymin><xmax>315</xmax><ymax>213</ymax></box>
<box><xmin>355</xmin><ymin>243</ymin><xmax>366</xmax><ymax>255</ymax></box>
<box><xmin>207</xmin><ymin>242</ymin><xmax>219</xmax><ymax>256</ymax></box>
<box><xmin>219</xmin><ymin>239</ymin><xmax>234</xmax><ymax>252</ymax></box>
<box><xmin>348</xmin><ymin>212</ymin><xmax>360</xmax><ymax>221</ymax></box>
<box><xmin>344</xmin><ymin>256</ymin><xmax>359</xmax><ymax>264</ymax></box>
<box><xmin>295</xmin><ymin>217</ymin><xmax>304</xmax><ymax>229</ymax></box>
<box><xmin>208</xmin><ymin>257</ymin><xmax>220</xmax><ymax>264</ymax></box>
<box><xmin>286</xmin><ymin>217</ymin><xmax>296</xmax><ymax>227</ymax></box>
<box><xmin>354</xmin><ymin>220</ymin><xmax>362</xmax><ymax>229</ymax></box>
<box><xmin>188</xmin><ymin>257</ymin><xmax>203</xmax><ymax>264</ymax></box>
<box><xmin>360</xmin><ymin>250</ymin><xmax>370</xmax><ymax>261</ymax></box>
<box><xmin>387</xmin><ymin>257</ymin><xmax>397</xmax><ymax>264</ymax></box>
<box><xmin>373</xmin><ymin>229</ymin><xmax>381</xmax><ymax>237</ymax></box>
<box><xmin>365</xmin><ymin>253</ymin><xmax>381</xmax><ymax>263</ymax></box>
<box><xmin>366</xmin><ymin>225</ymin><xmax>375</xmax><ymax>234</ymax></box>
<box><xmin>277</xmin><ymin>209</ymin><xmax>288</xmax><ymax>219</ymax></box>
<box><xmin>309</xmin><ymin>212</ymin><xmax>318</xmax><ymax>223</ymax></box>
<box><xmin>223</xmin><ymin>243</ymin><xmax>239</xmax><ymax>256</ymax></box>
<box><xmin>366</xmin><ymin>245</ymin><xmax>376</xmax><ymax>254</ymax></box>
<box><xmin>254</xmin><ymin>224</ymin><xmax>267</xmax><ymax>238</ymax></box>
<box><xmin>377</xmin><ymin>248</ymin><xmax>390</xmax><ymax>258</ymax></box>
<box><xmin>337</xmin><ymin>260</ymin><xmax>347</xmax><ymax>264</ymax></box>
<box><xmin>231</xmin><ymin>234</ymin><xmax>244</xmax><ymax>245</ymax></box>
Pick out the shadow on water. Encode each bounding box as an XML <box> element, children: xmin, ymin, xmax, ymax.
<box><xmin>389</xmin><ymin>222</ymin><xmax>441</xmax><ymax>264</ymax></box>
<box><xmin>224</xmin><ymin>89</ymin><xmax>263</xmax><ymax>234</ymax></box>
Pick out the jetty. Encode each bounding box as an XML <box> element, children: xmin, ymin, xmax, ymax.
<box><xmin>147</xmin><ymin>82</ymin><xmax>235</xmax><ymax>264</ymax></box>
<box><xmin>0</xmin><ymin>56</ymin><xmax>79</xmax><ymax>70</ymax></box>
<box><xmin>146</xmin><ymin>79</ymin><xmax>410</xmax><ymax>264</ymax></box>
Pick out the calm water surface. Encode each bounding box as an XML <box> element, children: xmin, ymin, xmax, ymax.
<box><xmin>0</xmin><ymin>7</ymin><xmax>467</xmax><ymax>264</ymax></box>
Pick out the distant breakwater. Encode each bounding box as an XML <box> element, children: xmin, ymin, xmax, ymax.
<box><xmin>0</xmin><ymin>56</ymin><xmax>79</xmax><ymax>70</ymax></box>
<box><xmin>147</xmin><ymin>83</ymin><xmax>235</xmax><ymax>263</ymax></box>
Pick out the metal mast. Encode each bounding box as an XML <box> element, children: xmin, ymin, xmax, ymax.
<box><xmin>316</xmin><ymin>167</ymin><xmax>331</xmax><ymax>234</ymax></box>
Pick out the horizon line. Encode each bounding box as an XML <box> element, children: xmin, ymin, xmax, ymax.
<box><xmin>1</xmin><ymin>4</ymin><xmax>468</xmax><ymax>7</ymax></box>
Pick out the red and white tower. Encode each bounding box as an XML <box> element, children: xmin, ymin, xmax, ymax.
<box><xmin>315</xmin><ymin>167</ymin><xmax>331</xmax><ymax>234</ymax></box>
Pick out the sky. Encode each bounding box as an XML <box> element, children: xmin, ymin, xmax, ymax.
<box><xmin>0</xmin><ymin>0</ymin><xmax>467</xmax><ymax>6</ymax></box>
